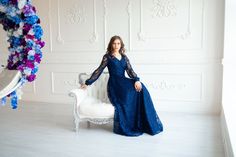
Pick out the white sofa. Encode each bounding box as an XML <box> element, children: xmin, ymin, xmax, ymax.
<box><xmin>68</xmin><ymin>72</ymin><xmax>114</xmax><ymax>132</ymax></box>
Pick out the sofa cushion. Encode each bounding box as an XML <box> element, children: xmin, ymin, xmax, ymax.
<box><xmin>79</xmin><ymin>97</ymin><xmax>114</xmax><ymax>118</ymax></box>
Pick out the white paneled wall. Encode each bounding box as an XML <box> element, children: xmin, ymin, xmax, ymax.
<box><xmin>0</xmin><ymin>0</ymin><xmax>224</xmax><ymax>114</ymax></box>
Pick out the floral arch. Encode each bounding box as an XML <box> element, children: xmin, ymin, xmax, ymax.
<box><xmin>0</xmin><ymin>0</ymin><xmax>45</xmax><ymax>109</ymax></box>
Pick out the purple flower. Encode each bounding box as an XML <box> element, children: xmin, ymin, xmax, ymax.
<box><xmin>34</xmin><ymin>53</ymin><xmax>41</xmax><ymax>63</ymax></box>
<box><xmin>9</xmin><ymin>0</ymin><xmax>17</xmax><ymax>5</ymax></box>
<box><xmin>23</xmin><ymin>23</ymin><xmax>32</xmax><ymax>34</ymax></box>
<box><xmin>23</xmin><ymin>4</ymin><xmax>36</xmax><ymax>17</ymax></box>
<box><xmin>25</xmin><ymin>60</ymin><xmax>34</xmax><ymax>69</ymax></box>
<box><xmin>26</xmin><ymin>34</ymin><xmax>34</xmax><ymax>39</ymax></box>
<box><xmin>36</xmin><ymin>40</ymin><xmax>45</xmax><ymax>48</ymax></box>
<box><xmin>27</xmin><ymin>74</ymin><xmax>36</xmax><ymax>82</ymax></box>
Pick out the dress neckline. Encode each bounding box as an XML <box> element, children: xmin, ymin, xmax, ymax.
<box><xmin>109</xmin><ymin>53</ymin><xmax>123</xmax><ymax>61</ymax></box>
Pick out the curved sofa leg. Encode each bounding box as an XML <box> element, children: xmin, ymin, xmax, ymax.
<box><xmin>74</xmin><ymin>118</ymin><xmax>80</xmax><ymax>133</ymax></box>
<box><xmin>87</xmin><ymin>121</ymin><xmax>91</xmax><ymax>128</ymax></box>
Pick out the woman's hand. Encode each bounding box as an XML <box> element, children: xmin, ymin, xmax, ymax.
<box><xmin>134</xmin><ymin>81</ymin><xmax>142</xmax><ymax>92</ymax></box>
<box><xmin>80</xmin><ymin>84</ymin><xmax>87</xmax><ymax>90</ymax></box>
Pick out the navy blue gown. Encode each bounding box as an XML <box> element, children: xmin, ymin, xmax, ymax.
<box><xmin>85</xmin><ymin>53</ymin><xmax>163</xmax><ymax>136</ymax></box>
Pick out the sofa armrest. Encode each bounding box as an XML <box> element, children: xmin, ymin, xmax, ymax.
<box><xmin>69</xmin><ymin>88</ymin><xmax>87</xmax><ymax>105</ymax></box>
<box><xmin>69</xmin><ymin>88</ymin><xmax>87</xmax><ymax>119</ymax></box>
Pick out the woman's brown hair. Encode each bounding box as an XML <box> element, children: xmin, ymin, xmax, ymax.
<box><xmin>106</xmin><ymin>35</ymin><xmax>126</xmax><ymax>55</ymax></box>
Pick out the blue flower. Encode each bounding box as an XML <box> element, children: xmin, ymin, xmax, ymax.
<box><xmin>27</xmin><ymin>55</ymin><xmax>34</xmax><ymax>60</ymax></box>
<box><xmin>8</xmin><ymin>36</ymin><xmax>21</xmax><ymax>47</ymax></box>
<box><xmin>10</xmin><ymin>91</ymin><xmax>18</xmax><ymax>109</ymax></box>
<box><xmin>6</xmin><ymin>6</ymin><xmax>17</xmax><ymax>16</ymax></box>
<box><xmin>33</xmin><ymin>24</ymin><xmax>43</xmax><ymax>39</ymax></box>
<box><xmin>24</xmin><ymin>15</ymin><xmax>39</xmax><ymax>25</ymax></box>
<box><xmin>9</xmin><ymin>16</ymin><xmax>21</xmax><ymax>24</ymax></box>
<box><xmin>26</xmin><ymin>39</ymin><xmax>34</xmax><ymax>47</ymax></box>
<box><xmin>31</xmin><ymin>67</ymin><xmax>38</xmax><ymax>74</ymax></box>
<box><xmin>1</xmin><ymin>97</ymin><xmax>7</xmax><ymax>106</ymax></box>
<box><xmin>0</xmin><ymin>0</ymin><xmax>9</xmax><ymax>6</ymax></box>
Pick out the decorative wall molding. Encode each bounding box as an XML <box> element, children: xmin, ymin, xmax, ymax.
<box><xmin>56</xmin><ymin>0</ymin><xmax>97</xmax><ymax>43</ymax></box>
<box><xmin>151</xmin><ymin>0</ymin><xmax>177</xmax><ymax>18</ymax></box>
<box><xmin>22</xmin><ymin>81</ymin><xmax>36</xmax><ymax>94</ymax></box>
<box><xmin>51</xmin><ymin>72</ymin><xmax>79</xmax><ymax>95</ymax></box>
<box><xmin>138</xmin><ymin>0</ymin><xmax>145</xmax><ymax>41</ymax></box>
<box><xmin>103</xmin><ymin>0</ymin><xmax>107</xmax><ymax>50</ymax></box>
<box><xmin>134</xmin><ymin>0</ymin><xmax>205</xmax><ymax>51</ymax></box>
<box><xmin>66</xmin><ymin>4</ymin><xmax>86</xmax><ymax>25</ymax></box>
<box><xmin>143</xmin><ymin>72</ymin><xmax>203</xmax><ymax>102</ymax></box>
<box><xmin>50</xmin><ymin>71</ymin><xmax>203</xmax><ymax>103</ymax></box>
<box><xmin>138</xmin><ymin>0</ymin><xmax>195</xmax><ymax>40</ymax></box>
<box><xmin>127</xmin><ymin>1</ymin><xmax>132</xmax><ymax>50</ymax></box>
<box><xmin>49</xmin><ymin>0</ymin><xmax>101</xmax><ymax>52</ymax></box>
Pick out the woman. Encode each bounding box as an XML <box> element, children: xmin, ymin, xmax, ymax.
<box><xmin>80</xmin><ymin>35</ymin><xmax>163</xmax><ymax>136</ymax></box>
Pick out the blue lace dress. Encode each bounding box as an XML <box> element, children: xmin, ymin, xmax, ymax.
<box><xmin>85</xmin><ymin>53</ymin><xmax>163</xmax><ymax>136</ymax></box>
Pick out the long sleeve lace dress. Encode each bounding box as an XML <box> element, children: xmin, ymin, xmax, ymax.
<box><xmin>85</xmin><ymin>53</ymin><xmax>163</xmax><ymax>136</ymax></box>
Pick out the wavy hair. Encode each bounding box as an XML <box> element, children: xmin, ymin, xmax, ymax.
<box><xmin>106</xmin><ymin>35</ymin><xmax>126</xmax><ymax>55</ymax></box>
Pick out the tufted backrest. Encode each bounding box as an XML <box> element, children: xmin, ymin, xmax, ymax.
<box><xmin>79</xmin><ymin>72</ymin><xmax>110</xmax><ymax>103</ymax></box>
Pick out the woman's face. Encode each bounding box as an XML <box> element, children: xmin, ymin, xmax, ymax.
<box><xmin>112</xmin><ymin>39</ymin><xmax>121</xmax><ymax>52</ymax></box>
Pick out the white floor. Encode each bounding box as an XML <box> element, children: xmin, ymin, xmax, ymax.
<box><xmin>0</xmin><ymin>101</ymin><xmax>225</xmax><ymax>157</ymax></box>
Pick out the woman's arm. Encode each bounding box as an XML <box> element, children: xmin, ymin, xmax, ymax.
<box><xmin>85</xmin><ymin>54</ymin><xmax>108</xmax><ymax>85</ymax></box>
<box><xmin>124</xmin><ymin>54</ymin><xmax>140</xmax><ymax>82</ymax></box>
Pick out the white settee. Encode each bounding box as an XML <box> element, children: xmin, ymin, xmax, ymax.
<box><xmin>68</xmin><ymin>72</ymin><xmax>114</xmax><ymax>132</ymax></box>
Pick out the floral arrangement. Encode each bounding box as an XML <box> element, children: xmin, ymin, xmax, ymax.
<box><xmin>0</xmin><ymin>0</ymin><xmax>45</xmax><ymax>109</ymax></box>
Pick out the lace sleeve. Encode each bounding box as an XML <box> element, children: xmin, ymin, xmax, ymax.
<box><xmin>85</xmin><ymin>54</ymin><xmax>108</xmax><ymax>85</ymax></box>
<box><xmin>124</xmin><ymin>55</ymin><xmax>140</xmax><ymax>82</ymax></box>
